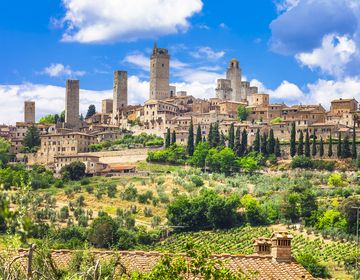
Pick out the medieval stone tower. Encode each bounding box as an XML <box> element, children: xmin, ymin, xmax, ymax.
<box><xmin>215</xmin><ymin>79</ymin><xmax>233</xmax><ymax>100</ymax></box>
<box><xmin>24</xmin><ymin>101</ymin><xmax>35</xmax><ymax>123</ymax></box>
<box><xmin>226</xmin><ymin>59</ymin><xmax>242</xmax><ymax>101</ymax></box>
<box><xmin>65</xmin><ymin>80</ymin><xmax>80</xmax><ymax>128</ymax></box>
<box><xmin>150</xmin><ymin>42</ymin><xmax>170</xmax><ymax>100</ymax></box>
<box><xmin>113</xmin><ymin>71</ymin><xmax>128</xmax><ymax>115</ymax></box>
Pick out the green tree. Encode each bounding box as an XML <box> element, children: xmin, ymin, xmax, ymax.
<box><xmin>171</xmin><ymin>130</ymin><xmax>176</xmax><ymax>145</ymax></box>
<box><xmin>241</xmin><ymin>195</ymin><xmax>267</xmax><ymax>226</ymax></box>
<box><xmin>237</xmin><ymin>105</ymin><xmax>250</xmax><ymax>122</ymax></box>
<box><xmin>337</xmin><ymin>133</ymin><xmax>342</xmax><ymax>158</ymax></box>
<box><xmin>240</xmin><ymin>129</ymin><xmax>248</xmax><ymax>156</ymax></box>
<box><xmin>352</xmin><ymin>122</ymin><xmax>357</xmax><ymax>159</ymax></box>
<box><xmin>275</xmin><ymin>138</ymin><xmax>281</xmax><ymax>157</ymax></box>
<box><xmin>260</xmin><ymin>133</ymin><xmax>267</xmax><ymax>156</ymax></box>
<box><xmin>87</xmin><ymin>215</ymin><xmax>117</xmax><ymax>248</ymax></box>
<box><xmin>311</xmin><ymin>130</ymin><xmax>317</xmax><ymax>157</ymax></box>
<box><xmin>206</xmin><ymin>148</ymin><xmax>238</xmax><ymax>175</ymax></box>
<box><xmin>23</xmin><ymin>125</ymin><xmax>41</xmax><ymax>152</ymax></box>
<box><xmin>290</xmin><ymin>122</ymin><xmax>296</xmax><ymax>157</ymax></box>
<box><xmin>342</xmin><ymin>135</ymin><xmax>351</xmax><ymax>158</ymax></box>
<box><xmin>195</xmin><ymin>124</ymin><xmax>202</xmax><ymax>146</ymax></box>
<box><xmin>187</xmin><ymin>118</ymin><xmax>194</xmax><ymax>156</ymax></box>
<box><xmin>212</xmin><ymin>122</ymin><xmax>220</xmax><ymax>148</ymax></box>
<box><xmin>208</xmin><ymin>123</ymin><xmax>213</xmax><ymax>147</ymax></box>
<box><xmin>296</xmin><ymin>253</ymin><xmax>330</xmax><ymax>278</ymax></box>
<box><xmin>39</xmin><ymin>114</ymin><xmax>55</xmax><ymax>124</ymax></box>
<box><xmin>297</xmin><ymin>130</ymin><xmax>304</xmax><ymax>156</ymax></box>
<box><xmin>319</xmin><ymin>136</ymin><xmax>324</xmax><ymax>158</ymax></box>
<box><xmin>234</xmin><ymin>127</ymin><xmax>241</xmax><ymax>156</ymax></box>
<box><xmin>60</xmin><ymin>161</ymin><xmax>86</xmax><ymax>181</ymax></box>
<box><xmin>85</xmin><ymin>104</ymin><xmax>96</xmax><ymax>119</ymax></box>
<box><xmin>267</xmin><ymin>129</ymin><xmax>275</xmax><ymax>155</ymax></box>
<box><xmin>60</xmin><ymin>110</ymin><xmax>65</xmax><ymax>122</ymax></box>
<box><xmin>165</xmin><ymin>128</ymin><xmax>171</xmax><ymax>148</ymax></box>
<box><xmin>228</xmin><ymin>123</ymin><xmax>235</xmax><ymax>149</ymax></box>
<box><xmin>220</xmin><ymin>131</ymin><xmax>226</xmax><ymax>147</ymax></box>
<box><xmin>190</xmin><ymin>142</ymin><xmax>210</xmax><ymax>169</ymax></box>
<box><xmin>340</xmin><ymin>197</ymin><xmax>360</xmax><ymax>234</ymax></box>
<box><xmin>328</xmin><ymin>134</ymin><xmax>333</xmax><ymax>157</ymax></box>
<box><xmin>253</xmin><ymin>129</ymin><xmax>260</xmax><ymax>153</ymax></box>
<box><xmin>0</xmin><ymin>137</ymin><xmax>10</xmax><ymax>167</ymax></box>
<box><xmin>304</xmin><ymin>129</ymin><xmax>310</xmax><ymax>158</ymax></box>
<box><xmin>317</xmin><ymin>209</ymin><xmax>347</xmax><ymax>231</ymax></box>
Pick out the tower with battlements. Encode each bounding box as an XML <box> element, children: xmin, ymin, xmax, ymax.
<box><xmin>226</xmin><ymin>59</ymin><xmax>242</xmax><ymax>101</ymax></box>
<box><xmin>65</xmin><ymin>80</ymin><xmax>80</xmax><ymax>128</ymax></box>
<box><xmin>24</xmin><ymin>101</ymin><xmax>35</xmax><ymax>123</ymax></box>
<box><xmin>113</xmin><ymin>71</ymin><xmax>128</xmax><ymax>114</ymax></box>
<box><xmin>150</xmin><ymin>43</ymin><xmax>170</xmax><ymax>100</ymax></box>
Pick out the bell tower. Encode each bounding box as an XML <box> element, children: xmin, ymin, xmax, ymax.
<box><xmin>150</xmin><ymin>42</ymin><xmax>170</xmax><ymax>100</ymax></box>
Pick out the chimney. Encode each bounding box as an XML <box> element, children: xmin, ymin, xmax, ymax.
<box><xmin>253</xmin><ymin>237</ymin><xmax>271</xmax><ymax>255</ymax></box>
<box><xmin>270</xmin><ymin>231</ymin><xmax>293</xmax><ymax>263</ymax></box>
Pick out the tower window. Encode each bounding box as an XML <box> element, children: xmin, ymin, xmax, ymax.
<box><xmin>162</xmin><ymin>64</ymin><xmax>164</xmax><ymax>67</ymax></box>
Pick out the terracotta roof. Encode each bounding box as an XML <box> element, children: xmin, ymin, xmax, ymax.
<box><xmin>12</xmin><ymin>249</ymin><xmax>314</xmax><ymax>280</ymax></box>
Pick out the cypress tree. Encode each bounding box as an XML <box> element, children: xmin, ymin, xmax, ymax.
<box><xmin>212</xmin><ymin>122</ymin><xmax>220</xmax><ymax>147</ymax></box>
<box><xmin>165</xmin><ymin>128</ymin><xmax>171</xmax><ymax>148</ymax></box>
<box><xmin>253</xmin><ymin>129</ymin><xmax>260</xmax><ymax>153</ymax></box>
<box><xmin>260</xmin><ymin>132</ymin><xmax>268</xmax><ymax>156</ymax></box>
<box><xmin>228</xmin><ymin>123</ymin><xmax>235</xmax><ymax>149</ymax></box>
<box><xmin>195</xmin><ymin>124</ymin><xmax>202</xmax><ymax>146</ymax></box>
<box><xmin>275</xmin><ymin>138</ymin><xmax>281</xmax><ymax>157</ymax></box>
<box><xmin>203</xmin><ymin>136</ymin><xmax>206</xmax><ymax>142</ymax></box>
<box><xmin>305</xmin><ymin>129</ymin><xmax>310</xmax><ymax>158</ymax></box>
<box><xmin>240</xmin><ymin>129</ymin><xmax>248</xmax><ymax>156</ymax></box>
<box><xmin>234</xmin><ymin>127</ymin><xmax>241</xmax><ymax>156</ymax></box>
<box><xmin>220</xmin><ymin>131</ymin><xmax>226</xmax><ymax>147</ymax></box>
<box><xmin>290</xmin><ymin>122</ymin><xmax>296</xmax><ymax>157</ymax></box>
<box><xmin>352</xmin><ymin>122</ymin><xmax>357</xmax><ymax>159</ymax></box>
<box><xmin>208</xmin><ymin>123</ymin><xmax>213</xmax><ymax>147</ymax></box>
<box><xmin>319</xmin><ymin>137</ymin><xmax>324</xmax><ymax>158</ymax></box>
<box><xmin>297</xmin><ymin>130</ymin><xmax>304</xmax><ymax>156</ymax></box>
<box><xmin>187</xmin><ymin>118</ymin><xmax>194</xmax><ymax>156</ymax></box>
<box><xmin>311</xmin><ymin>130</ymin><xmax>317</xmax><ymax>157</ymax></box>
<box><xmin>342</xmin><ymin>135</ymin><xmax>351</xmax><ymax>158</ymax></box>
<box><xmin>267</xmin><ymin>128</ymin><xmax>275</xmax><ymax>155</ymax></box>
<box><xmin>337</xmin><ymin>133</ymin><xmax>342</xmax><ymax>158</ymax></box>
<box><xmin>328</xmin><ymin>135</ymin><xmax>333</xmax><ymax>158</ymax></box>
<box><xmin>171</xmin><ymin>130</ymin><xmax>176</xmax><ymax>145</ymax></box>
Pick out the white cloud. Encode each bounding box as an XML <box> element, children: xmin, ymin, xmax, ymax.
<box><xmin>296</xmin><ymin>33</ymin><xmax>357</xmax><ymax>77</ymax></box>
<box><xmin>42</xmin><ymin>63</ymin><xmax>86</xmax><ymax>77</ymax></box>
<box><xmin>219</xmin><ymin>23</ymin><xmax>227</xmax><ymax>29</ymax></box>
<box><xmin>190</xmin><ymin>47</ymin><xmax>225</xmax><ymax>60</ymax></box>
<box><xmin>275</xmin><ymin>0</ymin><xmax>300</xmax><ymax>13</ymax></box>
<box><xmin>123</xmin><ymin>53</ymin><xmax>149</xmax><ymax>71</ymax></box>
<box><xmin>60</xmin><ymin>0</ymin><xmax>203</xmax><ymax>43</ymax></box>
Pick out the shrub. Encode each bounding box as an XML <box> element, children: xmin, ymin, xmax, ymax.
<box><xmin>54</xmin><ymin>179</ymin><xmax>64</xmax><ymax>188</ymax></box>
<box><xmin>328</xmin><ymin>173</ymin><xmax>345</xmax><ymax>187</ymax></box>
<box><xmin>60</xmin><ymin>161</ymin><xmax>86</xmax><ymax>181</ymax></box>
<box><xmin>144</xmin><ymin>207</ymin><xmax>153</xmax><ymax>217</ymax></box>
<box><xmin>296</xmin><ymin>253</ymin><xmax>330</xmax><ymax>278</ymax></box>
<box><xmin>107</xmin><ymin>183</ymin><xmax>117</xmax><ymax>198</ymax></box>
<box><xmin>87</xmin><ymin>215</ymin><xmax>118</xmax><ymax>248</ymax></box>
<box><xmin>120</xmin><ymin>184</ymin><xmax>138</xmax><ymax>201</ymax></box>
<box><xmin>190</xmin><ymin>175</ymin><xmax>204</xmax><ymax>187</ymax></box>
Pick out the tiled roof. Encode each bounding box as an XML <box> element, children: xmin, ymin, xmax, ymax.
<box><xmin>12</xmin><ymin>249</ymin><xmax>314</xmax><ymax>280</ymax></box>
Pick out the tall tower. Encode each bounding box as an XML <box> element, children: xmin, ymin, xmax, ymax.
<box><xmin>65</xmin><ymin>80</ymin><xmax>80</xmax><ymax>128</ymax></box>
<box><xmin>150</xmin><ymin>42</ymin><xmax>170</xmax><ymax>100</ymax></box>
<box><xmin>226</xmin><ymin>59</ymin><xmax>242</xmax><ymax>101</ymax></box>
<box><xmin>112</xmin><ymin>71</ymin><xmax>128</xmax><ymax>116</ymax></box>
<box><xmin>215</xmin><ymin>79</ymin><xmax>232</xmax><ymax>100</ymax></box>
<box><xmin>24</xmin><ymin>101</ymin><xmax>35</xmax><ymax>123</ymax></box>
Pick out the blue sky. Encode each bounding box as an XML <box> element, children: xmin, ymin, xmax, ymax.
<box><xmin>1</xmin><ymin>0</ymin><xmax>360</xmax><ymax>123</ymax></box>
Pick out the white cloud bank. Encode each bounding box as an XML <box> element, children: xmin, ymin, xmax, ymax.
<box><xmin>42</xmin><ymin>63</ymin><xmax>86</xmax><ymax>77</ymax></box>
<box><xmin>60</xmin><ymin>0</ymin><xmax>203</xmax><ymax>43</ymax></box>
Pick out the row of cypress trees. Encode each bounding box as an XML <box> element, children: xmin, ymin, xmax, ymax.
<box><xmin>289</xmin><ymin>122</ymin><xmax>357</xmax><ymax>159</ymax></box>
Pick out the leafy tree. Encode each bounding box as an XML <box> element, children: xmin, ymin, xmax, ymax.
<box><xmin>275</xmin><ymin>138</ymin><xmax>281</xmax><ymax>157</ymax></box>
<box><xmin>237</xmin><ymin>105</ymin><xmax>250</xmax><ymax>122</ymax></box>
<box><xmin>267</xmin><ymin>129</ymin><xmax>275</xmax><ymax>155</ymax></box>
<box><xmin>60</xmin><ymin>110</ymin><xmax>65</xmax><ymax>122</ymax></box>
<box><xmin>237</xmin><ymin>155</ymin><xmax>260</xmax><ymax>173</ymax></box>
<box><xmin>317</xmin><ymin>209</ymin><xmax>347</xmax><ymax>231</ymax></box>
<box><xmin>39</xmin><ymin>114</ymin><xmax>56</xmax><ymax>124</ymax></box>
<box><xmin>282</xmin><ymin>192</ymin><xmax>301</xmax><ymax>223</ymax></box>
<box><xmin>206</xmin><ymin>148</ymin><xmax>238</xmax><ymax>175</ymax></box>
<box><xmin>260</xmin><ymin>133</ymin><xmax>267</xmax><ymax>156</ymax></box>
<box><xmin>352</xmin><ymin>122</ymin><xmax>357</xmax><ymax>159</ymax></box>
<box><xmin>290</xmin><ymin>122</ymin><xmax>296</xmax><ymax>157</ymax></box>
<box><xmin>85</xmin><ymin>104</ymin><xmax>96</xmax><ymax>119</ymax></box>
<box><xmin>319</xmin><ymin>137</ymin><xmax>324</xmax><ymax>158</ymax></box>
<box><xmin>311</xmin><ymin>130</ymin><xmax>317</xmax><ymax>157</ymax></box>
<box><xmin>337</xmin><ymin>133</ymin><xmax>342</xmax><ymax>158</ymax></box>
<box><xmin>23</xmin><ymin>125</ymin><xmax>41</xmax><ymax>152</ymax></box>
<box><xmin>304</xmin><ymin>129</ymin><xmax>310</xmax><ymax>158</ymax></box>
<box><xmin>195</xmin><ymin>124</ymin><xmax>202</xmax><ymax>146</ymax></box>
<box><xmin>341</xmin><ymin>135</ymin><xmax>351</xmax><ymax>158</ymax></box>
<box><xmin>87</xmin><ymin>215</ymin><xmax>118</xmax><ymax>248</ymax></box>
<box><xmin>228</xmin><ymin>123</ymin><xmax>235</xmax><ymax>149</ymax></box>
<box><xmin>60</xmin><ymin>161</ymin><xmax>86</xmax><ymax>181</ymax></box>
<box><xmin>296</xmin><ymin>253</ymin><xmax>330</xmax><ymax>278</ymax></box>
<box><xmin>54</xmin><ymin>114</ymin><xmax>59</xmax><ymax>124</ymax></box>
<box><xmin>241</xmin><ymin>194</ymin><xmax>267</xmax><ymax>226</ymax></box>
<box><xmin>297</xmin><ymin>130</ymin><xmax>304</xmax><ymax>156</ymax></box>
<box><xmin>165</xmin><ymin>128</ymin><xmax>171</xmax><ymax>148</ymax></box>
<box><xmin>190</xmin><ymin>142</ymin><xmax>210</xmax><ymax>169</ymax></box>
<box><xmin>187</xmin><ymin>118</ymin><xmax>194</xmax><ymax>156</ymax></box>
<box><xmin>239</xmin><ymin>129</ymin><xmax>247</xmax><ymax>156</ymax></box>
<box><xmin>0</xmin><ymin>137</ymin><xmax>10</xmax><ymax>167</ymax></box>
<box><xmin>171</xmin><ymin>130</ymin><xmax>176</xmax><ymax>145</ymax></box>
<box><xmin>253</xmin><ymin>129</ymin><xmax>260</xmax><ymax>153</ymax></box>
<box><xmin>340</xmin><ymin>197</ymin><xmax>360</xmax><ymax>234</ymax></box>
<box><xmin>328</xmin><ymin>134</ymin><xmax>333</xmax><ymax>158</ymax></box>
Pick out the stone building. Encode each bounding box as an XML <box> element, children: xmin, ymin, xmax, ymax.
<box><xmin>330</xmin><ymin>98</ymin><xmax>358</xmax><ymax>114</ymax></box>
<box><xmin>24</xmin><ymin>101</ymin><xmax>35</xmax><ymax>123</ymax></box>
<box><xmin>150</xmin><ymin>43</ymin><xmax>170</xmax><ymax>100</ymax></box>
<box><xmin>102</xmin><ymin>99</ymin><xmax>113</xmax><ymax>114</ymax></box>
<box><xmin>215</xmin><ymin>79</ymin><xmax>232</xmax><ymax>100</ymax></box>
<box><xmin>143</xmin><ymin>99</ymin><xmax>178</xmax><ymax>130</ymax></box>
<box><xmin>112</xmin><ymin>71</ymin><xmax>128</xmax><ymax>117</ymax></box>
<box><xmin>54</xmin><ymin>154</ymin><xmax>107</xmax><ymax>175</ymax></box>
<box><xmin>226</xmin><ymin>59</ymin><xmax>242</xmax><ymax>101</ymax></box>
<box><xmin>65</xmin><ymin>80</ymin><xmax>80</xmax><ymax>128</ymax></box>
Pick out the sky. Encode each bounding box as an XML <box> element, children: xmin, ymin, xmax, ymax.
<box><xmin>1</xmin><ymin>0</ymin><xmax>360</xmax><ymax>124</ymax></box>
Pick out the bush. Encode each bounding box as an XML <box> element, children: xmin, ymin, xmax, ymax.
<box><xmin>80</xmin><ymin>178</ymin><xmax>90</xmax><ymax>185</ymax></box>
<box><xmin>328</xmin><ymin>173</ymin><xmax>345</xmax><ymax>187</ymax></box>
<box><xmin>54</xmin><ymin>179</ymin><xmax>64</xmax><ymax>188</ymax></box>
<box><xmin>60</xmin><ymin>161</ymin><xmax>86</xmax><ymax>181</ymax></box>
<box><xmin>291</xmin><ymin>156</ymin><xmax>335</xmax><ymax>171</ymax></box>
<box><xmin>296</xmin><ymin>253</ymin><xmax>330</xmax><ymax>278</ymax></box>
<box><xmin>190</xmin><ymin>175</ymin><xmax>204</xmax><ymax>187</ymax></box>
<box><xmin>87</xmin><ymin>216</ymin><xmax>118</xmax><ymax>248</ymax></box>
<box><xmin>120</xmin><ymin>184</ymin><xmax>138</xmax><ymax>201</ymax></box>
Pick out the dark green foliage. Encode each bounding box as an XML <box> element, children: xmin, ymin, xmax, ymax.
<box><xmin>147</xmin><ymin>145</ymin><xmax>187</xmax><ymax>164</ymax></box>
<box><xmin>195</xmin><ymin>124</ymin><xmax>202</xmax><ymax>146</ymax></box>
<box><xmin>228</xmin><ymin>123</ymin><xmax>235</xmax><ymax>149</ymax></box>
<box><xmin>275</xmin><ymin>138</ymin><xmax>281</xmax><ymax>157</ymax></box>
<box><xmin>220</xmin><ymin>131</ymin><xmax>226</xmax><ymax>147</ymax></box>
<box><xmin>341</xmin><ymin>135</ymin><xmax>351</xmax><ymax>158</ymax></box>
<box><xmin>211</xmin><ymin>122</ymin><xmax>220</xmax><ymax>148</ymax></box>
<box><xmin>297</xmin><ymin>130</ymin><xmax>304</xmax><ymax>156</ymax></box>
<box><xmin>87</xmin><ymin>215</ymin><xmax>117</xmax><ymax>248</ymax></box>
<box><xmin>290</xmin><ymin>122</ymin><xmax>296</xmax><ymax>157</ymax></box>
<box><xmin>23</xmin><ymin>125</ymin><xmax>41</xmax><ymax>152</ymax></box>
<box><xmin>207</xmin><ymin>123</ymin><xmax>213</xmax><ymax>147</ymax></box>
<box><xmin>311</xmin><ymin>130</ymin><xmax>317</xmax><ymax>157</ymax></box>
<box><xmin>240</xmin><ymin>129</ymin><xmax>247</xmax><ymax>156</ymax></box>
<box><xmin>291</xmin><ymin>156</ymin><xmax>335</xmax><ymax>171</ymax></box>
<box><xmin>352</xmin><ymin>122</ymin><xmax>357</xmax><ymax>159</ymax></box>
<box><xmin>319</xmin><ymin>137</ymin><xmax>324</xmax><ymax>158</ymax></box>
<box><xmin>165</xmin><ymin>128</ymin><xmax>171</xmax><ymax>148</ymax></box>
<box><xmin>267</xmin><ymin>129</ymin><xmax>275</xmax><ymax>155</ymax></box>
<box><xmin>234</xmin><ymin>127</ymin><xmax>241</xmax><ymax>156</ymax></box>
<box><xmin>85</xmin><ymin>105</ymin><xmax>96</xmax><ymax>119</ymax></box>
<box><xmin>304</xmin><ymin>129</ymin><xmax>310</xmax><ymax>158</ymax></box>
<box><xmin>340</xmin><ymin>197</ymin><xmax>360</xmax><ymax>235</ymax></box>
<box><xmin>60</xmin><ymin>161</ymin><xmax>86</xmax><ymax>181</ymax></box>
<box><xmin>205</xmin><ymin>148</ymin><xmax>238</xmax><ymax>175</ymax></box>
<box><xmin>189</xmin><ymin>142</ymin><xmax>209</xmax><ymax>169</ymax></box>
<box><xmin>253</xmin><ymin>129</ymin><xmax>260</xmax><ymax>153</ymax></box>
<box><xmin>260</xmin><ymin>133</ymin><xmax>267</xmax><ymax>156</ymax></box>
<box><xmin>171</xmin><ymin>130</ymin><xmax>176</xmax><ymax>145</ymax></box>
<box><xmin>337</xmin><ymin>133</ymin><xmax>342</xmax><ymax>158</ymax></box>
<box><xmin>328</xmin><ymin>135</ymin><xmax>333</xmax><ymax>157</ymax></box>
<box><xmin>237</xmin><ymin>105</ymin><xmax>250</xmax><ymax>122</ymax></box>
<box><xmin>296</xmin><ymin>253</ymin><xmax>330</xmax><ymax>278</ymax></box>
